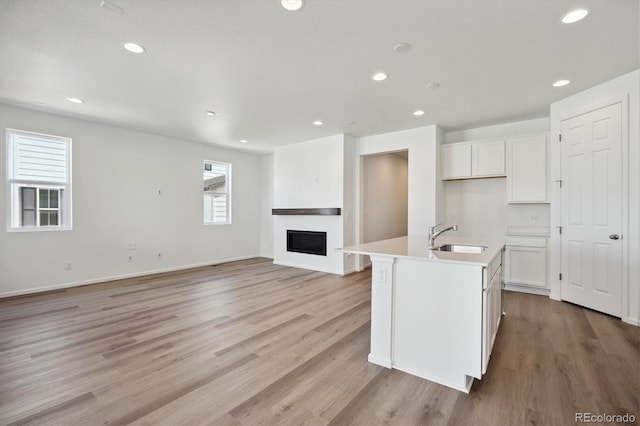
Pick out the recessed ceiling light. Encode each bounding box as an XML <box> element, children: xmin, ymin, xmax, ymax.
<box><xmin>123</xmin><ymin>42</ymin><xmax>146</xmax><ymax>54</ymax></box>
<box><xmin>552</xmin><ymin>79</ymin><xmax>571</xmax><ymax>87</ymax></box>
<box><xmin>413</xmin><ymin>110</ymin><xmax>425</xmax><ymax>116</ymax></box>
<box><xmin>313</xmin><ymin>120</ymin><xmax>323</xmax><ymax>126</ymax></box>
<box><xmin>205</xmin><ymin>111</ymin><xmax>216</xmax><ymax>116</ymax></box>
<box><xmin>394</xmin><ymin>43</ymin><xmax>411</xmax><ymax>53</ymax></box>
<box><xmin>240</xmin><ymin>139</ymin><xmax>248</xmax><ymax>144</ymax></box>
<box><xmin>281</xmin><ymin>0</ymin><xmax>304</xmax><ymax>11</ymax></box>
<box><xmin>66</xmin><ymin>97</ymin><xmax>84</xmax><ymax>104</ymax></box>
<box><xmin>372</xmin><ymin>72</ymin><xmax>388</xmax><ymax>81</ymax></box>
<box><xmin>425</xmin><ymin>82</ymin><xmax>441</xmax><ymax>90</ymax></box>
<box><xmin>562</xmin><ymin>9</ymin><xmax>589</xmax><ymax>24</ymax></box>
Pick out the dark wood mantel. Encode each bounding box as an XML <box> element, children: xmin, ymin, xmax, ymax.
<box><xmin>271</xmin><ymin>208</ymin><xmax>341</xmax><ymax>216</ymax></box>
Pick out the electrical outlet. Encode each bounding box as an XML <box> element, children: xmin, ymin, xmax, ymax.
<box><xmin>376</xmin><ymin>268</ymin><xmax>386</xmax><ymax>282</ymax></box>
<box><xmin>127</xmin><ymin>242</ymin><xmax>136</xmax><ymax>251</ymax></box>
<box><xmin>65</xmin><ymin>261</ymin><xmax>72</xmax><ymax>270</ymax></box>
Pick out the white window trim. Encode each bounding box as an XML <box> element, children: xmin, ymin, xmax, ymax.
<box><xmin>6</xmin><ymin>128</ymin><xmax>73</xmax><ymax>232</ymax></box>
<box><xmin>203</xmin><ymin>159</ymin><xmax>232</xmax><ymax>226</ymax></box>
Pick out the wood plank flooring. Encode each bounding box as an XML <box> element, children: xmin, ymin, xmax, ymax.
<box><xmin>1</xmin><ymin>258</ymin><xmax>638</xmax><ymax>425</ymax></box>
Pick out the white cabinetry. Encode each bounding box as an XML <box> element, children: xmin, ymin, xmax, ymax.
<box><xmin>506</xmin><ymin>134</ymin><xmax>548</xmax><ymax>203</ymax></box>
<box><xmin>482</xmin><ymin>255</ymin><xmax>502</xmax><ymax>374</ymax></box>
<box><xmin>343</xmin><ymin>236</ymin><xmax>505</xmax><ymax>393</ymax></box>
<box><xmin>442</xmin><ymin>144</ymin><xmax>472</xmax><ymax>179</ymax></box>
<box><xmin>442</xmin><ymin>139</ymin><xmax>505</xmax><ymax>180</ymax></box>
<box><xmin>473</xmin><ymin>140</ymin><xmax>505</xmax><ymax>177</ymax></box>
<box><xmin>504</xmin><ymin>236</ymin><xmax>548</xmax><ymax>295</ymax></box>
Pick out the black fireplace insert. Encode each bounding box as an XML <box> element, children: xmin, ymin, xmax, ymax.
<box><xmin>287</xmin><ymin>230</ymin><xmax>327</xmax><ymax>256</ymax></box>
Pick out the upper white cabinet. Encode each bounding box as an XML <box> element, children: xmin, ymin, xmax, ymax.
<box><xmin>442</xmin><ymin>144</ymin><xmax>472</xmax><ymax>179</ymax></box>
<box><xmin>442</xmin><ymin>139</ymin><xmax>505</xmax><ymax>180</ymax></box>
<box><xmin>506</xmin><ymin>134</ymin><xmax>548</xmax><ymax>203</ymax></box>
<box><xmin>472</xmin><ymin>140</ymin><xmax>505</xmax><ymax>177</ymax></box>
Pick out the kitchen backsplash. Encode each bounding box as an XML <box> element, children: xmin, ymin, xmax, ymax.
<box><xmin>444</xmin><ymin>177</ymin><xmax>550</xmax><ymax>238</ymax></box>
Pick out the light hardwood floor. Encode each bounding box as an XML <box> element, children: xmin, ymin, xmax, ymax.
<box><xmin>0</xmin><ymin>258</ymin><xmax>638</xmax><ymax>425</ymax></box>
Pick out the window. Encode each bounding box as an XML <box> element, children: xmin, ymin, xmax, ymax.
<box><xmin>6</xmin><ymin>129</ymin><xmax>72</xmax><ymax>231</ymax></box>
<box><xmin>203</xmin><ymin>160</ymin><xmax>231</xmax><ymax>224</ymax></box>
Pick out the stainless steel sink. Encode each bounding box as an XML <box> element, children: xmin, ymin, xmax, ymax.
<box><xmin>433</xmin><ymin>244</ymin><xmax>487</xmax><ymax>254</ymax></box>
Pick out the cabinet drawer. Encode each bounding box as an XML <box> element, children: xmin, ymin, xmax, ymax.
<box><xmin>486</xmin><ymin>251</ymin><xmax>502</xmax><ymax>285</ymax></box>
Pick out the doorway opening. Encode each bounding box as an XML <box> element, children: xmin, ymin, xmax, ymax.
<box><xmin>361</xmin><ymin>150</ymin><xmax>409</xmax><ymax>250</ymax></box>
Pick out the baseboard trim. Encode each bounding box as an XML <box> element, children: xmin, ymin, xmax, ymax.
<box><xmin>367</xmin><ymin>353</ymin><xmax>392</xmax><ymax>368</ymax></box>
<box><xmin>342</xmin><ymin>267</ymin><xmax>362</xmax><ymax>276</ymax></box>
<box><xmin>0</xmin><ymin>255</ymin><xmax>260</xmax><ymax>299</ymax></box>
<box><xmin>622</xmin><ymin>317</ymin><xmax>640</xmax><ymax>327</ymax></box>
<box><xmin>272</xmin><ymin>260</ymin><xmax>343</xmax><ymax>275</ymax></box>
<box><xmin>503</xmin><ymin>283</ymin><xmax>551</xmax><ymax>296</ymax></box>
<box><xmin>392</xmin><ymin>363</ymin><xmax>473</xmax><ymax>393</ymax></box>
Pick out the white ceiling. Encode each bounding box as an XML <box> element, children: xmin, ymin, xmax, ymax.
<box><xmin>0</xmin><ymin>0</ymin><xmax>638</xmax><ymax>153</ymax></box>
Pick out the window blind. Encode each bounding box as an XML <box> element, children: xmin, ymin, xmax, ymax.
<box><xmin>11</xmin><ymin>134</ymin><xmax>67</xmax><ymax>183</ymax></box>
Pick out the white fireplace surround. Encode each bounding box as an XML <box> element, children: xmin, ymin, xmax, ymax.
<box><xmin>273</xmin><ymin>215</ymin><xmax>346</xmax><ymax>275</ymax></box>
<box><xmin>272</xmin><ymin>134</ymin><xmax>356</xmax><ymax>275</ymax></box>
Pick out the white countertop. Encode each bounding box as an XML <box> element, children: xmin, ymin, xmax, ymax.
<box><xmin>339</xmin><ymin>235</ymin><xmax>505</xmax><ymax>267</ymax></box>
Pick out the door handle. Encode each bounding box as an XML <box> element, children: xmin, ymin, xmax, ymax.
<box><xmin>609</xmin><ymin>234</ymin><xmax>620</xmax><ymax>240</ymax></box>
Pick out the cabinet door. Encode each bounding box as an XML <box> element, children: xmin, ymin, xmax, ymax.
<box><xmin>482</xmin><ymin>282</ymin><xmax>493</xmax><ymax>374</ymax></box>
<box><xmin>482</xmin><ymin>268</ymin><xmax>501</xmax><ymax>375</ymax></box>
<box><xmin>442</xmin><ymin>144</ymin><xmax>472</xmax><ymax>179</ymax></box>
<box><xmin>506</xmin><ymin>135</ymin><xmax>548</xmax><ymax>203</ymax></box>
<box><xmin>505</xmin><ymin>246</ymin><xmax>546</xmax><ymax>287</ymax></box>
<box><xmin>472</xmin><ymin>140</ymin><xmax>505</xmax><ymax>177</ymax></box>
<box><xmin>493</xmin><ymin>266</ymin><xmax>502</xmax><ymax>334</ymax></box>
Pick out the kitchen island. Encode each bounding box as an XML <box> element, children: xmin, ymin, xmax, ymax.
<box><xmin>340</xmin><ymin>235</ymin><xmax>505</xmax><ymax>393</ymax></box>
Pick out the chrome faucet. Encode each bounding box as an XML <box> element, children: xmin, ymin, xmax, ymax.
<box><xmin>428</xmin><ymin>223</ymin><xmax>458</xmax><ymax>249</ymax></box>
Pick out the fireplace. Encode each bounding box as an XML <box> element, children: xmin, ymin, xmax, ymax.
<box><xmin>287</xmin><ymin>230</ymin><xmax>327</xmax><ymax>256</ymax></box>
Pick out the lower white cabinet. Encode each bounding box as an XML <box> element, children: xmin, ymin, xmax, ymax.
<box><xmin>482</xmin><ymin>263</ymin><xmax>501</xmax><ymax>374</ymax></box>
<box><xmin>504</xmin><ymin>237</ymin><xmax>547</xmax><ymax>294</ymax></box>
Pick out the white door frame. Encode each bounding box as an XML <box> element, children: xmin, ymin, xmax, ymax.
<box><xmin>550</xmin><ymin>95</ymin><xmax>630</xmax><ymax>322</ymax></box>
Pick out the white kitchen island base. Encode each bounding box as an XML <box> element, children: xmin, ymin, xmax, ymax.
<box><xmin>342</xmin><ymin>236</ymin><xmax>504</xmax><ymax>393</ymax></box>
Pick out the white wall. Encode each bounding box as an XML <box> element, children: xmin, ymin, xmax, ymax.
<box><xmin>442</xmin><ymin>118</ymin><xmax>551</xmax><ymax>239</ymax></box>
<box><xmin>444</xmin><ymin>178</ymin><xmax>550</xmax><ymax>238</ymax></box>
<box><xmin>549</xmin><ymin>69</ymin><xmax>639</xmax><ymax>326</ymax></box>
<box><xmin>342</xmin><ymin>135</ymin><xmax>357</xmax><ymax>274</ymax></box>
<box><xmin>445</xmin><ymin>117</ymin><xmax>549</xmax><ymax>143</ymax></box>
<box><xmin>0</xmin><ymin>103</ymin><xmax>262</xmax><ymax>296</ymax></box>
<box><xmin>362</xmin><ymin>152</ymin><xmax>408</xmax><ymax>243</ymax></box>
<box><xmin>259</xmin><ymin>153</ymin><xmax>274</xmax><ymax>258</ymax></box>
<box><xmin>274</xmin><ymin>135</ymin><xmax>344</xmax><ymax>208</ymax></box>
<box><xmin>357</xmin><ymin>125</ymin><xmax>441</xmax><ymax>237</ymax></box>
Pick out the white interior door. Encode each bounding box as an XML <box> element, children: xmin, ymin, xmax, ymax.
<box><xmin>560</xmin><ymin>103</ymin><xmax>622</xmax><ymax>317</ymax></box>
